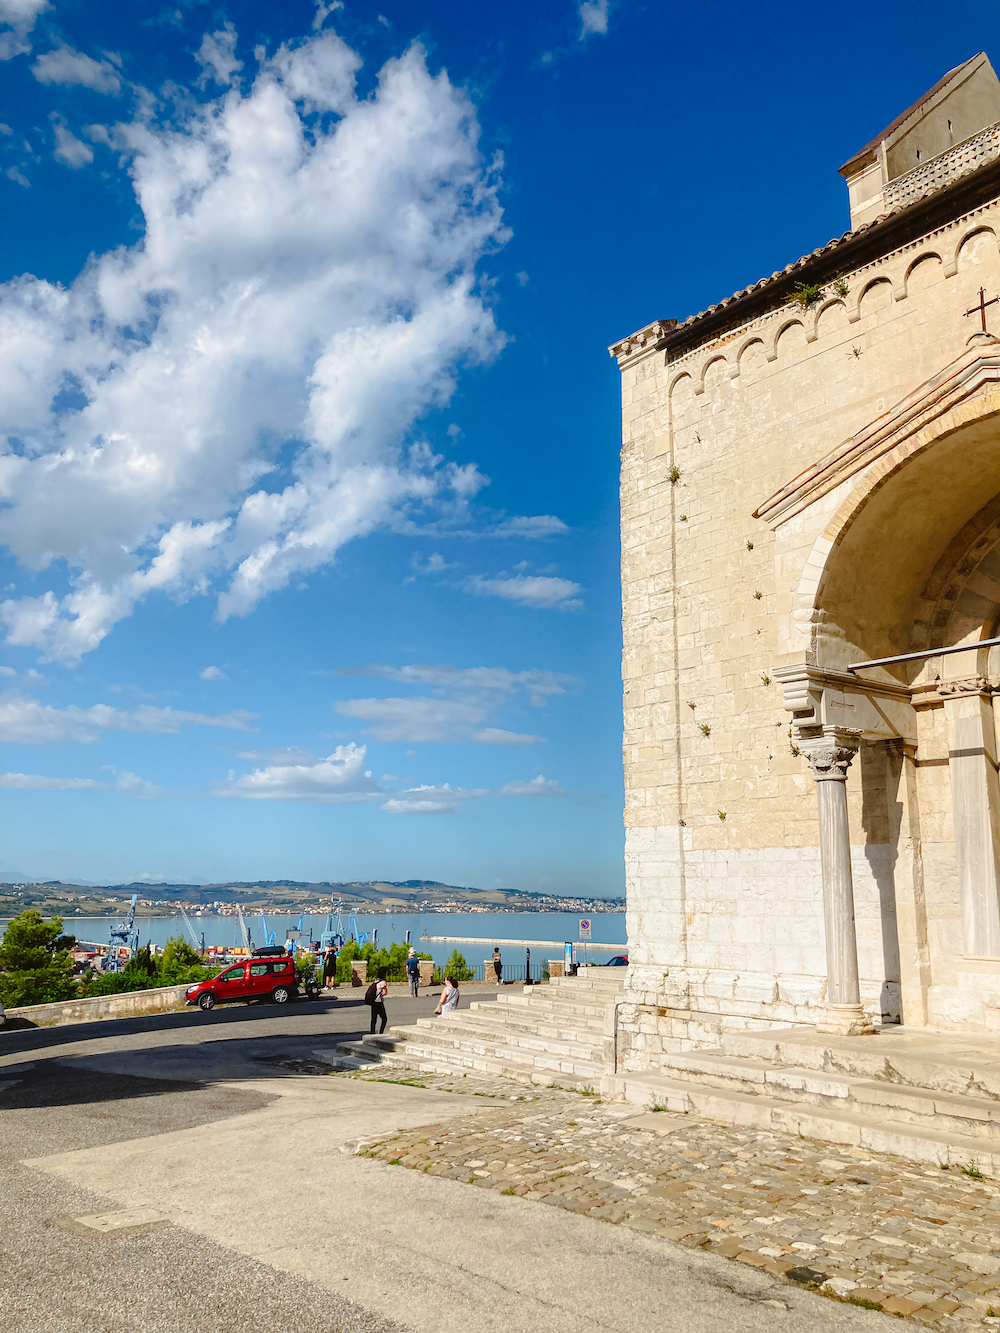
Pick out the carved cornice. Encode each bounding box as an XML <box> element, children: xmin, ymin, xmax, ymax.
<box><xmin>608</xmin><ymin>320</ymin><xmax>678</xmax><ymax>366</ymax></box>
<box><xmin>773</xmin><ymin>663</ymin><xmax>911</xmax><ymax>720</ymax></box>
<box><xmin>752</xmin><ymin>339</ymin><xmax>1000</xmax><ymax>528</ymax></box>
<box><xmin>937</xmin><ymin>675</ymin><xmax>995</xmax><ymax>698</ymax></box>
<box><xmin>796</xmin><ymin>725</ymin><xmax>863</xmax><ymax>781</ymax></box>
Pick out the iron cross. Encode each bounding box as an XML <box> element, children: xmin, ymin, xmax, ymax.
<box><xmin>965</xmin><ymin>286</ymin><xmax>1000</xmax><ymax>333</ymax></box>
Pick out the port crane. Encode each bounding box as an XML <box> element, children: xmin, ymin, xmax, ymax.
<box><xmin>104</xmin><ymin>895</ymin><xmax>139</xmax><ymax>973</ymax></box>
<box><xmin>258</xmin><ymin>911</ymin><xmax>277</xmax><ymax>947</ymax></box>
<box><xmin>178</xmin><ymin>906</ymin><xmax>204</xmax><ymax>953</ymax></box>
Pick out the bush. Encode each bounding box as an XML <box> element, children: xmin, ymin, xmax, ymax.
<box><xmin>0</xmin><ymin>909</ymin><xmax>77</xmax><ymax>1008</ymax></box>
<box><xmin>83</xmin><ymin>970</ymin><xmax>158</xmax><ymax>997</ymax></box>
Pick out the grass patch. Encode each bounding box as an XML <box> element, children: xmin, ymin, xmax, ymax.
<box><xmin>575</xmin><ymin>1085</ymin><xmax>597</xmax><ymax>1097</ymax></box>
<box><xmin>388</xmin><ymin>1158</ymin><xmax>402</xmax><ymax>1166</ymax></box>
<box><xmin>962</xmin><ymin>1161</ymin><xmax>985</xmax><ymax>1181</ymax></box>
<box><xmin>501</xmin><ymin>1186</ymin><xmax>516</xmax><ymax>1196</ymax></box>
<box><xmin>649</xmin><ymin>1103</ymin><xmax>669</xmax><ymax>1113</ymax></box>
<box><xmin>846</xmin><ymin>1297</ymin><xmax>883</xmax><ymax>1311</ymax></box>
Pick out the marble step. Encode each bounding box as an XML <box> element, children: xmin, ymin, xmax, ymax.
<box><xmin>426</xmin><ymin>1013</ymin><xmax>608</xmax><ymax>1055</ymax></box>
<box><xmin>369</xmin><ymin>1023</ymin><xmax>604</xmax><ymax>1073</ymax></box>
<box><xmin>319</xmin><ymin>1038</ymin><xmax>596</xmax><ymax>1090</ymax></box>
<box><xmin>408</xmin><ymin>1018</ymin><xmax>608</xmax><ymax>1061</ymax></box>
<box><xmin>469</xmin><ymin>997</ymin><xmax>602</xmax><ymax>1034</ymax></box>
<box><xmin>717</xmin><ymin>1027</ymin><xmax>1000</xmax><ymax>1100</ymax></box>
<box><xmin>600</xmin><ymin>1069</ymin><xmax>1000</xmax><ymax>1177</ymax></box>
<box><xmin>492</xmin><ymin>993</ymin><xmax>617</xmax><ymax>1021</ymax></box>
<box><xmin>658</xmin><ymin>1050</ymin><xmax>1000</xmax><ymax>1142</ymax></box>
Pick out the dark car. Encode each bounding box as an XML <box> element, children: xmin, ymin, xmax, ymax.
<box><xmin>606</xmin><ymin>954</ymin><xmax>629</xmax><ymax>966</ymax></box>
<box><xmin>185</xmin><ymin>955</ymin><xmax>298</xmax><ymax>1011</ymax></box>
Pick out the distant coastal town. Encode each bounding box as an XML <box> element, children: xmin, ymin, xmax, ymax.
<box><xmin>0</xmin><ymin>878</ymin><xmax>625</xmax><ymax>919</ymax></box>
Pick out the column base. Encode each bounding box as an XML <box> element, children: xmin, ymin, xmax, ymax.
<box><xmin>816</xmin><ymin>1004</ymin><xmax>876</xmax><ymax>1037</ymax></box>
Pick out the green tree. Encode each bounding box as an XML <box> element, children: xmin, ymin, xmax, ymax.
<box><xmin>158</xmin><ymin>935</ymin><xmax>211</xmax><ymax>985</ymax></box>
<box><xmin>443</xmin><ymin>949</ymin><xmax>473</xmax><ymax>983</ymax></box>
<box><xmin>0</xmin><ymin>909</ymin><xmax>77</xmax><ymax>1007</ymax></box>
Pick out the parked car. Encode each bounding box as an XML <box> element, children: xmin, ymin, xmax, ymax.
<box><xmin>185</xmin><ymin>955</ymin><xmax>299</xmax><ymax>1011</ymax></box>
<box><xmin>606</xmin><ymin>954</ymin><xmax>629</xmax><ymax>967</ymax></box>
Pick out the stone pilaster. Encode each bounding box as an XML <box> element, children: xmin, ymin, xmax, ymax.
<box><xmin>797</xmin><ymin>725</ymin><xmax>875</xmax><ymax>1036</ymax></box>
<box><xmin>939</xmin><ymin>676</ymin><xmax>1000</xmax><ymax>958</ymax></box>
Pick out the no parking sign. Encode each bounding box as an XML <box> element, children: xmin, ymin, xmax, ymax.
<box><xmin>578</xmin><ymin>917</ymin><xmax>592</xmax><ymax>941</ymax></box>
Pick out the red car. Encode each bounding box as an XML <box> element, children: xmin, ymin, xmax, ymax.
<box><xmin>185</xmin><ymin>955</ymin><xmax>298</xmax><ymax>1011</ymax></box>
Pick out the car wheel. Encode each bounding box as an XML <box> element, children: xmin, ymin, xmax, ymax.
<box><xmin>198</xmin><ymin>993</ymin><xmax>216</xmax><ymax>1011</ymax></box>
<box><xmin>271</xmin><ymin>986</ymin><xmax>291</xmax><ymax>1004</ymax></box>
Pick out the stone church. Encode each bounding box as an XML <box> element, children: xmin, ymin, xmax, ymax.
<box><xmin>610</xmin><ymin>52</ymin><xmax>1000</xmax><ymax>1065</ymax></box>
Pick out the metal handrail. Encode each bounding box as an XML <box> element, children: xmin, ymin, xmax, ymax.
<box><xmin>847</xmin><ymin>636</ymin><xmax>1000</xmax><ymax>673</ymax></box>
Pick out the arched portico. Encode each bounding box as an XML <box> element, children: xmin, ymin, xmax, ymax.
<box><xmin>767</xmin><ymin>338</ymin><xmax>1000</xmax><ymax>1032</ymax></box>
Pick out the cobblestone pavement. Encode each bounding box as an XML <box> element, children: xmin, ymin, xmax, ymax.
<box><xmin>339</xmin><ymin>1067</ymin><xmax>1000</xmax><ymax>1328</ymax></box>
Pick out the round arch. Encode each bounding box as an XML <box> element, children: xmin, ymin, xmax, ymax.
<box><xmin>792</xmin><ymin>390</ymin><xmax>1000</xmax><ymax>680</ymax></box>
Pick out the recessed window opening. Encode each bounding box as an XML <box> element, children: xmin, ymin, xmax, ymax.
<box><xmin>948</xmin><ymin>119</ymin><xmax>953</xmax><ymax>131</ymax></box>
<box><xmin>916</xmin><ymin>149</ymin><xmax>921</xmax><ymax>159</ymax></box>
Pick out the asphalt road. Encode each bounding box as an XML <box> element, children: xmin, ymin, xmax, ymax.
<box><xmin>1</xmin><ymin>990</ymin><xmax>895</xmax><ymax>1333</ymax></box>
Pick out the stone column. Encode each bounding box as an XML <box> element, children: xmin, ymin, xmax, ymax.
<box><xmin>797</xmin><ymin>725</ymin><xmax>875</xmax><ymax>1035</ymax></box>
<box><xmin>940</xmin><ymin>677</ymin><xmax>1000</xmax><ymax>958</ymax></box>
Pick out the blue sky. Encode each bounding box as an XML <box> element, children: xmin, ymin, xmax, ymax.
<box><xmin>0</xmin><ymin>0</ymin><xmax>993</xmax><ymax>892</ymax></box>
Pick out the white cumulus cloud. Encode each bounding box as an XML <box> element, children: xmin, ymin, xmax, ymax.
<box><xmin>464</xmin><ymin>574</ymin><xmax>583</xmax><ymax>611</ymax></box>
<box><xmin>335</xmin><ymin>661</ymin><xmax>578</xmax><ymax>742</ymax></box>
<box><xmin>0</xmin><ymin>695</ymin><xmax>255</xmax><ymax>743</ymax></box>
<box><xmin>336</xmin><ymin>695</ymin><xmax>540</xmax><ymax>745</ymax></box>
<box><xmin>0</xmin><ymin>767</ymin><xmax>160</xmax><ymax>796</ymax></box>
<box><xmin>578</xmin><ymin>0</ymin><xmax>609</xmax><ymax>37</ymax></box>
<box><xmin>382</xmin><ymin>773</ymin><xmax>563</xmax><ymax>815</ymax></box>
<box><xmin>32</xmin><ymin>43</ymin><xmax>122</xmax><ymax>93</ymax></box>
<box><xmin>0</xmin><ymin>771</ymin><xmax>102</xmax><ymax>790</ymax></box>
<box><xmin>50</xmin><ymin>115</ymin><xmax>94</xmax><ymax>168</ymax></box>
<box><xmin>214</xmin><ymin>742</ymin><xmax>380</xmax><ymax>803</ymax></box>
<box><xmin>0</xmin><ymin>29</ymin><xmax>510</xmax><ymax>662</ymax></box>
<box><xmin>195</xmin><ymin>23</ymin><xmax>242</xmax><ymax>87</ymax></box>
<box><xmin>200</xmin><ymin>665</ymin><xmax>226</xmax><ymax>681</ymax></box>
<box><xmin>0</xmin><ymin>0</ymin><xmax>48</xmax><ymax>61</ymax></box>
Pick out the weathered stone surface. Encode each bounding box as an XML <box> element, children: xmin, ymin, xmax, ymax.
<box><xmin>344</xmin><ymin>1061</ymin><xmax>1000</xmax><ymax>1329</ymax></box>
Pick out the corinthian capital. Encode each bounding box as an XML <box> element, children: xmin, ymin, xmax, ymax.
<box><xmin>796</xmin><ymin>725</ymin><xmax>863</xmax><ymax>781</ymax></box>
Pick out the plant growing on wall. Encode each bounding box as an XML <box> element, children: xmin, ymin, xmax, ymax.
<box><xmin>788</xmin><ymin>280</ymin><xmax>825</xmax><ymax>309</ymax></box>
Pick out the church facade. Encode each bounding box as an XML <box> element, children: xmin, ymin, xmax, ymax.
<box><xmin>610</xmin><ymin>53</ymin><xmax>1000</xmax><ymax>1069</ymax></box>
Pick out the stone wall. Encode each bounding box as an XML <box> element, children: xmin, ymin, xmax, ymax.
<box><xmin>4</xmin><ymin>983</ymin><xmax>189</xmax><ymax>1028</ymax></box>
<box><xmin>614</xmin><ymin>195</ymin><xmax>1000</xmax><ymax>1066</ymax></box>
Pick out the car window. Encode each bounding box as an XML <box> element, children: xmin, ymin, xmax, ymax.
<box><xmin>249</xmin><ymin>963</ymin><xmax>268</xmax><ymax>976</ymax></box>
<box><xmin>267</xmin><ymin>961</ymin><xmax>289</xmax><ymax>974</ymax></box>
<box><xmin>221</xmin><ymin>967</ymin><xmax>244</xmax><ymax>982</ymax></box>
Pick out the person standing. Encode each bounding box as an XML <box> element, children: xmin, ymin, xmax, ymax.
<box><xmin>434</xmin><ymin>974</ymin><xmax>460</xmax><ymax>1016</ymax></box>
<box><xmin>492</xmin><ymin>947</ymin><xmax>502</xmax><ymax>986</ymax></box>
<box><xmin>406</xmin><ymin>947</ymin><xmax>420</xmax><ymax>998</ymax></box>
<box><xmin>370</xmin><ymin>966</ymin><xmax>389</xmax><ymax>1035</ymax></box>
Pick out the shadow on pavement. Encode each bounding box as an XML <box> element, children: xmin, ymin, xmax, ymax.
<box><xmin>0</xmin><ymin>994</ymin><xmax>367</xmax><ymax>1056</ymax></box>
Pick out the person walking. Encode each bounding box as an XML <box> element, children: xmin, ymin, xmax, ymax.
<box><xmin>323</xmin><ymin>944</ymin><xmax>338</xmax><ymax>991</ymax></box>
<box><xmin>406</xmin><ymin>947</ymin><xmax>420</xmax><ymax>998</ymax></box>
<box><xmin>491</xmin><ymin>947</ymin><xmax>502</xmax><ymax>986</ymax></box>
<box><xmin>369</xmin><ymin>966</ymin><xmax>389</xmax><ymax>1035</ymax></box>
<box><xmin>434</xmin><ymin>974</ymin><xmax>460</xmax><ymax>1016</ymax></box>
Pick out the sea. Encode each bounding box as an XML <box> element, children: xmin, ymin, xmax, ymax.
<box><xmin>1</xmin><ymin>910</ymin><xmax>627</xmax><ymax>971</ymax></box>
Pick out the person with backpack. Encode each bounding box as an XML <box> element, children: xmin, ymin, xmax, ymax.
<box><xmin>366</xmin><ymin>966</ymin><xmax>389</xmax><ymax>1035</ymax></box>
<box><xmin>406</xmin><ymin>947</ymin><xmax>420</xmax><ymax>998</ymax></box>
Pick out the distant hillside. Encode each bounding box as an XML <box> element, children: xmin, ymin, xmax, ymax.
<box><xmin>0</xmin><ymin>878</ymin><xmax>624</xmax><ymax>916</ymax></box>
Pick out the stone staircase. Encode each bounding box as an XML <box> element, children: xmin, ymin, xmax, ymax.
<box><xmin>314</xmin><ymin>971</ymin><xmax>621</xmax><ymax>1090</ymax></box>
<box><xmin>602</xmin><ymin>1025</ymin><xmax>1000</xmax><ymax>1176</ymax></box>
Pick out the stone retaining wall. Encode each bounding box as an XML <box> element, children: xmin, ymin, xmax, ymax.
<box><xmin>3</xmin><ymin>983</ymin><xmax>189</xmax><ymax>1028</ymax></box>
